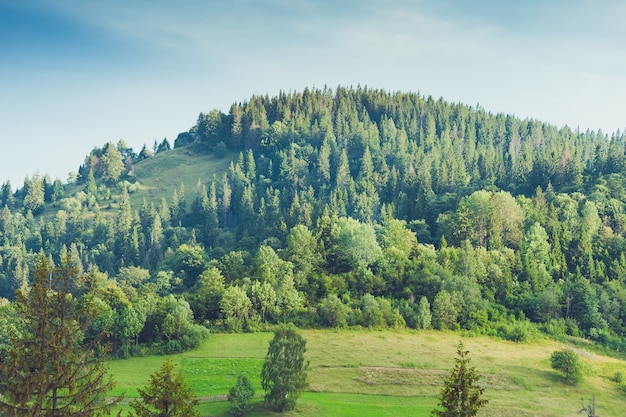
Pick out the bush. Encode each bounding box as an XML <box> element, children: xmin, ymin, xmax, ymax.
<box><xmin>497</xmin><ymin>320</ymin><xmax>535</xmax><ymax>342</ymax></box>
<box><xmin>550</xmin><ymin>349</ymin><xmax>583</xmax><ymax>385</ymax></box>
<box><xmin>541</xmin><ymin>318</ymin><xmax>567</xmax><ymax>337</ymax></box>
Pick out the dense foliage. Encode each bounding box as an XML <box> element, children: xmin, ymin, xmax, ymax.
<box><xmin>550</xmin><ymin>349</ymin><xmax>583</xmax><ymax>385</ymax></box>
<box><xmin>1</xmin><ymin>86</ymin><xmax>626</xmax><ymax>354</ymax></box>
<box><xmin>228</xmin><ymin>375</ymin><xmax>255</xmax><ymax>417</ymax></box>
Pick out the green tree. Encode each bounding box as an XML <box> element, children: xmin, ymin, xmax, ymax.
<box><xmin>189</xmin><ymin>267</ymin><xmax>225</xmax><ymax>321</ymax></box>
<box><xmin>131</xmin><ymin>358</ymin><xmax>199</xmax><ymax>417</ymax></box>
<box><xmin>379</xmin><ymin>217</ymin><xmax>417</xmax><ymax>257</ymax></box>
<box><xmin>431</xmin><ymin>342</ymin><xmax>488</xmax><ymax>417</ymax></box>
<box><xmin>331</xmin><ymin>217</ymin><xmax>382</xmax><ymax>273</ymax></box>
<box><xmin>261</xmin><ymin>324</ymin><xmax>309</xmax><ymax>412</ymax></box>
<box><xmin>550</xmin><ymin>349</ymin><xmax>583</xmax><ymax>385</ymax></box>
<box><xmin>0</xmin><ymin>254</ymin><xmax>118</xmax><ymax>417</ymax></box>
<box><xmin>285</xmin><ymin>225</ymin><xmax>323</xmax><ymax>288</ymax></box>
<box><xmin>22</xmin><ymin>173</ymin><xmax>45</xmax><ymax>214</ymax></box>
<box><xmin>114</xmin><ymin>305</ymin><xmax>144</xmax><ymax>356</ymax></box>
<box><xmin>249</xmin><ymin>280</ymin><xmax>277</xmax><ymax>322</ymax></box>
<box><xmin>1</xmin><ymin>180</ymin><xmax>14</xmax><ymax>208</ymax></box>
<box><xmin>416</xmin><ymin>296</ymin><xmax>432</xmax><ymax>330</ymax></box>
<box><xmin>220</xmin><ymin>286</ymin><xmax>252</xmax><ymax>331</ymax></box>
<box><xmin>168</xmin><ymin>243</ymin><xmax>208</xmax><ymax>288</ymax></box>
<box><xmin>521</xmin><ymin>222</ymin><xmax>552</xmax><ymax>291</ymax></box>
<box><xmin>318</xmin><ymin>294</ymin><xmax>349</xmax><ymax>328</ymax></box>
<box><xmin>170</xmin><ymin>183</ymin><xmax>186</xmax><ymax>226</ymax></box>
<box><xmin>360</xmin><ymin>293</ymin><xmax>384</xmax><ymax>327</ymax></box>
<box><xmin>100</xmin><ymin>142</ymin><xmax>124</xmax><ymax>184</ymax></box>
<box><xmin>432</xmin><ymin>290</ymin><xmax>459</xmax><ymax>330</ymax></box>
<box><xmin>228</xmin><ymin>375</ymin><xmax>255</xmax><ymax>417</ymax></box>
<box><xmin>0</xmin><ymin>299</ymin><xmax>17</xmax><ymax>362</ymax></box>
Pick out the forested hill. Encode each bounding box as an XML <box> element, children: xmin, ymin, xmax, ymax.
<box><xmin>2</xmin><ymin>86</ymin><xmax>626</xmax><ymax>355</ymax></box>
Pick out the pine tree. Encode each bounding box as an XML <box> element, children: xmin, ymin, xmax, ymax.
<box><xmin>431</xmin><ymin>342</ymin><xmax>488</xmax><ymax>417</ymax></box>
<box><xmin>0</xmin><ymin>254</ymin><xmax>118</xmax><ymax>417</ymax></box>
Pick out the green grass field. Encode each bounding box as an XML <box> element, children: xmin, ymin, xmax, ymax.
<box><xmin>107</xmin><ymin>329</ymin><xmax>626</xmax><ymax>416</ymax></box>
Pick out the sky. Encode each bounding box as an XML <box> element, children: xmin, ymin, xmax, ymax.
<box><xmin>1</xmin><ymin>0</ymin><xmax>625</xmax><ymax>186</ymax></box>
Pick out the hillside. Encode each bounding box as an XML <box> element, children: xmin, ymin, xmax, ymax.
<box><xmin>1</xmin><ymin>86</ymin><xmax>626</xmax><ymax>371</ymax></box>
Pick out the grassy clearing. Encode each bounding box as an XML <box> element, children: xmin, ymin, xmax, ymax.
<box><xmin>130</xmin><ymin>145</ymin><xmax>235</xmax><ymax>206</ymax></box>
<box><xmin>43</xmin><ymin>145</ymin><xmax>236</xmax><ymax>221</ymax></box>
<box><xmin>108</xmin><ymin>329</ymin><xmax>626</xmax><ymax>416</ymax></box>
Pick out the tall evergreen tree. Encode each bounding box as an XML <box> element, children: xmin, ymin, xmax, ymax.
<box><xmin>0</xmin><ymin>254</ymin><xmax>118</xmax><ymax>417</ymax></box>
<box><xmin>431</xmin><ymin>342</ymin><xmax>488</xmax><ymax>417</ymax></box>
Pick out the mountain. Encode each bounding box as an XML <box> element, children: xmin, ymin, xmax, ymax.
<box><xmin>2</xmin><ymin>86</ymin><xmax>626</xmax><ymax>352</ymax></box>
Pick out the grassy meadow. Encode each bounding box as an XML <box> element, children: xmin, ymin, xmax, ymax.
<box><xmin>107</xmin><ymin>329</ymin><xmax>626</xmax><ymax>417</ymax></box>
<box><xmin>130</xmin><ymin>145</ymin><xmax>235</xmax><ymax>206</ymax></box>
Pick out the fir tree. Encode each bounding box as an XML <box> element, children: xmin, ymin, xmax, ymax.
<box><xmin>130</xmin><ymin>358</ymin><xmax>199</xmax><ymax>417</ymax></box>
<box><xmin>431</xmin><ymin>342</ymin><xmax>488</xmax><ymax>417</ymax></box>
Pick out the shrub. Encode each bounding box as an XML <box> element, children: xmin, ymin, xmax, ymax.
<box><xmin>550</xmin><ymin>349</ymin><xmax>583</xmax><ymax>385</ymax></box>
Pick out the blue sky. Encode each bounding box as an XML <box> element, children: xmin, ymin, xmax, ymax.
<box><xmin>1</xmin><ymin>0</ymin><xmax>625</xmax><ymax>186</ymax></box>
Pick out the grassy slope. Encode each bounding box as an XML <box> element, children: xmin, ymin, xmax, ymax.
<box><xmin>108</xmin><ymin>329</ymin><xmax>626</xmax><ymax>417</ymax></box>
<box><xmin>50</xmin><ymin>145</ymin><xmax>236</xmax><ymax>218</ymax></box>
<box><xmin>129</xmin><ymin>145</ymin><xmax>235</xmax><ymax>208</ymax></box>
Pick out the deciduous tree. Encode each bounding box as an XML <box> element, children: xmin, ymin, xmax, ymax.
<box><xmin>261</xmin><ymin>324</ymin><xmax>309</xmax><ymax>412</ymax></box>
<box><xmin>550</xmin><ymin>348</ymin><xmax>583</xmax><ymax>385</ymax></box>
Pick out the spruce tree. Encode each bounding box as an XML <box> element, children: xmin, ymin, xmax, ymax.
<box><xmin>0</xmin><ymin>254</ymin><xmax>118</xmax><ymax>417</ymax></box>
<box><xmin>130</xmin><ymin>359</ymin><xmax>198</xmax><ymax>417</ymax></box>
<box><xmin>431</xmin><ymin>342</ymin><xmax>488</xmax><ymax>417</ymax></box>
<box><xmin>228</xmin><ymin>375</ymin><xmax>255</xmax><ymax>417</ymax></box>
